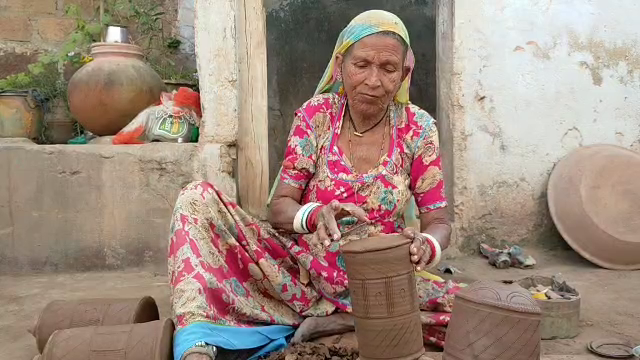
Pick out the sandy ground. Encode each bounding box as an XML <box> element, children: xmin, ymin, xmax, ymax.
<box><xmin>1</xmin><ymin>249</ymin><xmax>638</xmax><ymax>360</ymax></box>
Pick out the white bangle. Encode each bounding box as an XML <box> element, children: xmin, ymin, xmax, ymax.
<box><xmin>293</xmin><ymin>202</ymin><xmax>321</xmax><ymax>233</ymax></box>
<box><xmin>421</xmin><ymin>233</ymin><xmax>442</xmax><ymax>269</ymax></box>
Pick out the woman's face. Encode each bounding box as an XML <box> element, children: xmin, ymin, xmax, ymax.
<box><xmin>336</xmin><ymin>34</ymin><xmax>408</xmax><ymax>117</ymax></box>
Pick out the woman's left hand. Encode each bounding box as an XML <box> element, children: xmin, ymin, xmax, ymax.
<box><xmin>402</xmin><ymin>227</ymin><xmax>432</xmax><ymax>271</ymax></box>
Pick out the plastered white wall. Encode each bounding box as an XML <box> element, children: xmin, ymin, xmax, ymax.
<box><xmin>450</xmin><ymin>0</ymin><xmax>640</xmax><ymax>248</ymax></box>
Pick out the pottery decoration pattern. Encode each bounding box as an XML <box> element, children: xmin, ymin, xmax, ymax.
<box><xmin>443</xmin><ymin>281</ymin><xmax>542</xmax><ymax>360</ymax></box>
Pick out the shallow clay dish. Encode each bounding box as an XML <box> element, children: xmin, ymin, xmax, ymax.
<box><xmin>548</xmin><ymin>145</ymin><xmax>640</xmax><ymax>270</ymax></box>
<box><xmin>588</xmin><ymin>338</ymin><xmax>636</xmax><ymax>359</ymax></box>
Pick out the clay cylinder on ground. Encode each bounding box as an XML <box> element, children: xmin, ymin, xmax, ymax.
<box><xmin>341</xmin><ymin>234</ymin><xmax>425</xmax><ymax>360</ymax></box>
<box><xmin>32</xmin><ymin>296</ymin><xmax>160</xmax><ymax>353</ymax></box>
<box><xmin>67</xmin><ymin>43</ymin><xmax>165</xmax><ymax>136</ymax></box>
<box><xmin>40</xmin><ymin>318</ymin><xmax>174</xmax><ymax>360</ymax></box>
<box><xmin>443</xmin><ymin>281</ymin><xmax>542</xmax><ymax>360</ymax></box>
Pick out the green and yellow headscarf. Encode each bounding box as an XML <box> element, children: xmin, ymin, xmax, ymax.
<box><xmin>314</xmin><ymin>10</ymin><xmax>415</xmax><ymax>104</ymax></box>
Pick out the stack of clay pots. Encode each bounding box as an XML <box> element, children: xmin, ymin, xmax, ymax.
<box><xmin>29</xmin><ymin>296</ymin><xmax>173</xmax><ymax>360</ymax></box>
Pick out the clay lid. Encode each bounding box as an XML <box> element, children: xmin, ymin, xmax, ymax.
<box><xmin>456</xmin><ymin>281</ymin><xmax>541</xmax><ymax>314</ymax></box>
<box><xmin>548</xmin><ymin>144</ymin><xmax>640</xmax><ymax>270</ymax></box>
<box><xmin>341</xmin><ymin>234</ymin><xmax>411</xmax><ymax>254</ymax></box>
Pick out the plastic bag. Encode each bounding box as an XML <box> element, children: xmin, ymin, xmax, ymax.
<box><xmin>113</xmin><ymin>87</ymin><xmax>201</xmax><ymax>144</ymax></box>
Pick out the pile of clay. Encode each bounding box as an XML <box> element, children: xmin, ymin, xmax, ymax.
<box><xmin>264</xmin><ymin>343</ymin><xmax>358</xmax><ymax>360</ymax></box>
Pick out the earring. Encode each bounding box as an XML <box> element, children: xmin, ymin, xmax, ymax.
<box><xmin>336</xmin><ymin>71</ymin><xmax>343</xmax><ymax>81</ymax></box>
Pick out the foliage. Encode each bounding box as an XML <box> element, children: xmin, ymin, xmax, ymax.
<box><xmin>105</xmin><ymin>0</ymin><xmax>196</xmax><ymax>82</ymax></box>
<box><xmin>0</xmin><ymin>0</ymin><xmax>197</xmax><ymax>101</ymax></box>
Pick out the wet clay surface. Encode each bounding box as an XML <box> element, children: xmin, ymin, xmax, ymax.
<box><xmin>2</xmin><ymin>250</ymin><xmax>639</xmax><ymax>359</ymax></box>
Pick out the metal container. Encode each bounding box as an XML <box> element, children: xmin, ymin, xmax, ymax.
<box><xmin>105</xmin><ymin>25</ymin><xmax>131</xmax><ymax>43</ymax></box>
<box><xmin>342</xmin><ymin>235</ymin><xmax>425</xmax><ymax>360</ymax></box>
<box><xmin>0</xmin><ymin>91</ymin><xmax>43</xmax><ymax>141</ymax></box>
<box><xmin>517</xmin><ymin>276</ymin><xmax>581</xmax><ymax>340</ymax></box>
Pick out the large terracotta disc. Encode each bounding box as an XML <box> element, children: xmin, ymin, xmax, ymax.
<box><xmin>548</xmin><ymin>144</ymin><xmax>640</xmax><ymax>270</ymax></box>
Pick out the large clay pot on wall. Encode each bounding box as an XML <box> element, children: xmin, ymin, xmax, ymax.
<box><xmin>68</xmin><ymin>43</ymin><xmax>165</xmax><ymax>136</ymax></box>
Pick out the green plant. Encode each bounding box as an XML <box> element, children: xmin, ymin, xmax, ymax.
<box><xmin>104</xmin><ymin>0</ymin><xmax>197</xmax><ymax>83</ymax></box>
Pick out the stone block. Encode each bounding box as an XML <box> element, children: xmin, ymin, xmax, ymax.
<box><xmin>0</xmin><ymin>142</ymin><xmax>199</xmax><ymax>273</ymax></box>
<box><xmin>62</xmin><ymin>0</ymin><xmax>99</xmax><ymax>17</ymax></box>
<box><xmin>0</xmin><ymin>17</ymin><xmax>33</xmax><ymax>42</ymax></box>
<box><xmin>2</xmin><ymin>0</ymin><xmax>57</xmax><ymax>14</ymax></box>
<box><xmin>37</xmin><ymin>18</ymin><xmax>76</xmax><ymax>43</ymax></box>
<box><xmin>193</xmin><ymin>143</ymin><xmax>237</xmax><ymax>200</ymax></box>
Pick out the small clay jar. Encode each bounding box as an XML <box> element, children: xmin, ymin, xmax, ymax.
<box><xmin>31</xmin><ymin>297</ymin><xmax>159</xmax><ymax>353</ymax></box>
<box><xmin>341</xmin><ymin>234</ymin><xmax>425</xmax><ymax>360</ymax></box>
<box><xmin>67</xmin><ymin>43</ymin><xmax>165</xmax><ymax>135</ymax></box>
<box><xmin>443</xmin><ymin>281</ymin><xmax>542</xmax><ymax>360</ymax></box>
<box><xmin>40</xmin><ymin>318</ymin><xmax>174</xmax><ymax>360</ymax></box>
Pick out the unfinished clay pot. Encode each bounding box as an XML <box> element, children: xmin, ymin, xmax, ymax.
<box><xmin>32</xmin><ymin>296</ymin><xmax>159</xmax><ymax>353</ymax></box>
<box><xmin>443</xmin><ymin>281</ymin><xmax>541</xmax><ymax>360</ymax></box>
<box><xmin>67</xmin><ymin>43</ymin><xmax>165</xmax><ymax>136</ymax></box>
<box><xmin>40</xmin><ymin>318</ymin><xmax>173</xmax><ymax>360</ymax></box>
<box><xmin>341</xmin><ymin>234</ymin><xmax>425</xmax><ymax>360</ymax></box>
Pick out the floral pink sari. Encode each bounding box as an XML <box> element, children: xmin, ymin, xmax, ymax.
<box><xmin>169</xmin><ymin>93</ymin><xmax>461</xmax><ymax>348</ymax></box>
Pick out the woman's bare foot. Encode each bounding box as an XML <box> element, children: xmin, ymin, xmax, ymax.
<box><xmin>184</xmin><ymin>353</ymin><xmax>214</xmax><ymax>360</ymax></box>
<box><xmin>291</xmin><ymin>313</ymin><xmax>355</xmax><ymax>343</ymax></box>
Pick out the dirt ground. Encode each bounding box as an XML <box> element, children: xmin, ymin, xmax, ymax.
<box><xmin>1</xmin><ymin>249</ymin><xmax>638</xmax><ymax>360</ymax></box>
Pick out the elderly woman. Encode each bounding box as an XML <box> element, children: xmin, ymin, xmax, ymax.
<box><xmin>170</xmin><ymin>10</ymin><xmax>461</xmax><ymax>360</ymax></box>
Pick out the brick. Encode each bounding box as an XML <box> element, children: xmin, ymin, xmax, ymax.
<box><xmin>37</xmin><ymin>18</ymin><xmax>76</xmax><ymax>42</ymax></box>
<box><xmin>2</xmin><ymin>0</ymin><xmax>57</xmax><ymax>15</ymax></box>
<box><xmin>0</xmin><ymin>17</ymin><xmax>33</xmax><ymax>42</ymax></box>
<box><xmin>62</xmin><ymin>0</ymin><xmax>99</xmax><ymax>17</ymax></box>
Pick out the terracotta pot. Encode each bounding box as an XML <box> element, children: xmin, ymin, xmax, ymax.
<box><xmin>40</xmin><ymin>319</ymin><xmax>173</xmax><ymax>360</ymax></box>
<box><xmin>341</xmin><ymin>235</ymin><xmax>425</xmax><ymax>360</ymax></box>
<box><xmin>443</xmin><ymin>281</ymin><xmax>542</xmax><ymax>360</ymax></box>
<box><xmin>67</xmin><ymin>43</ymin><xmax>165</xmax><ymax>136</ymax></box>
<box><xmin>0</xmin><ymin>91</ymin><xmax>43</xmax><ymax>141</ymax></box>
<box><xmin>31</xmin><ymin>297</ymin><xmax>160</xmax><ymax>353</ymax></box>
<box><xmin>43</xmin><ymin>98</ymin><xmax>75</xmax><ymax>144</ymax></box>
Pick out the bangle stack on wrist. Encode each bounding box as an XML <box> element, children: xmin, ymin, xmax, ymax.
<box><xmin>293</xmin><ymin>202</ymin><xmax>322</xmax><ymax>233</ymax></box>
<box><xmin>421</xmin><ymin>233</ymin><xmax>442</xmax><ymax>268</ymax></box>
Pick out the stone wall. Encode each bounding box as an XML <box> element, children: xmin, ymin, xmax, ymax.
<box><xmin>446</xmin><ymin>0</ymin><xmax>640</xmax><ymax>251</ymax></box>
<box><xmin>0</xmin><ymin>140</ymin><xmax>235</xmax><ymax>273</ymax></box>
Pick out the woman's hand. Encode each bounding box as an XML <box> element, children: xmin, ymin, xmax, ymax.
<box><xmin>313</xmin><ymin>200</ymin><xmax>369</xmax><ymax>247</ymax></box>
<box><xmin>402</xmin><ymin>227</ymin><xmax>433</xmax><ymax>271</ymax></box>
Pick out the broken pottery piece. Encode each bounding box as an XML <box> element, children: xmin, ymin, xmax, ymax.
<box><xmin>32</xmin><ymin>297</ymin><xmax>159</xmax><ymax>353</ymax></box>
<box><xmin>443</xmin><ymin>281</ymin><xmax>541</xmax><ymax>360</ymax></box>
<box><xmin>342</xmin><ymin>234</ymin><xmax>425</xmax><ymax>360</ymax></box>
<box><xmin>40</xmin><ymin>319</ymin><xmax>173</xmax><ymax>360</ymax></box>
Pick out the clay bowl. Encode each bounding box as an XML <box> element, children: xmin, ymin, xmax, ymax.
<box><xmin>548</xmin><ymin>144</ymin><xmax>640</xmax><ymax>269</ymax></box>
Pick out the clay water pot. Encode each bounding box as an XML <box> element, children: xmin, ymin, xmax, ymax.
<box><xmin>0</xmin><ymin>91</ymin><xmax>43</xmax><ymax>141</ymax></box>
<box><xmin>67</xmin><ymin>43</ymin><xmax>165</xmax><ymax>136</ymax></box>
<box><xmin>40</xmin><ymin>318</ymin><xmax>173</xmax><ymax>360</ymax></box>
<box><xmin>443</xmin><ymin>281</ymin><xmax>542</xmax><ymax>360</ymax></box>
<box><xmin>31</xmin><ymin>296</ymin><xmax>159</xmax><ymax>353</ymax></box>
<box><xmin>341</xmin><ymin>234</ymin><xmax>425</xmax><ymax>360</ymax></box>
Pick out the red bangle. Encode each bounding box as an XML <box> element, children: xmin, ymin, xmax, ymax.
<box><xmin>307</xmin><ymin>205</ymin><xmax>323</xmax><ymax>233</ymax></box>
<box><xmin>424</xmin><ymin>236</ymin><xmax>437</xmax><ymax>265</ymax></box>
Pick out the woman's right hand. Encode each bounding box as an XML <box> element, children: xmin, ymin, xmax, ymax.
<box><xmin>313</xmin><ymin>200</ymin><xmax>369</xmax><ymax>247</ymax></box>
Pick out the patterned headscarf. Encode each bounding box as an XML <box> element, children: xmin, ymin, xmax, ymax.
<box><xmin>314</xmin><ymin>10</ymin><xmax>415</xmax><ymax>104</ymax></box>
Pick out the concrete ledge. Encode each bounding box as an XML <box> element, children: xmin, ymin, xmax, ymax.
<box><xmin>0</xmin><ymin>141</ymin><xmax>199</xmax><ymax>273</ymax></box>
